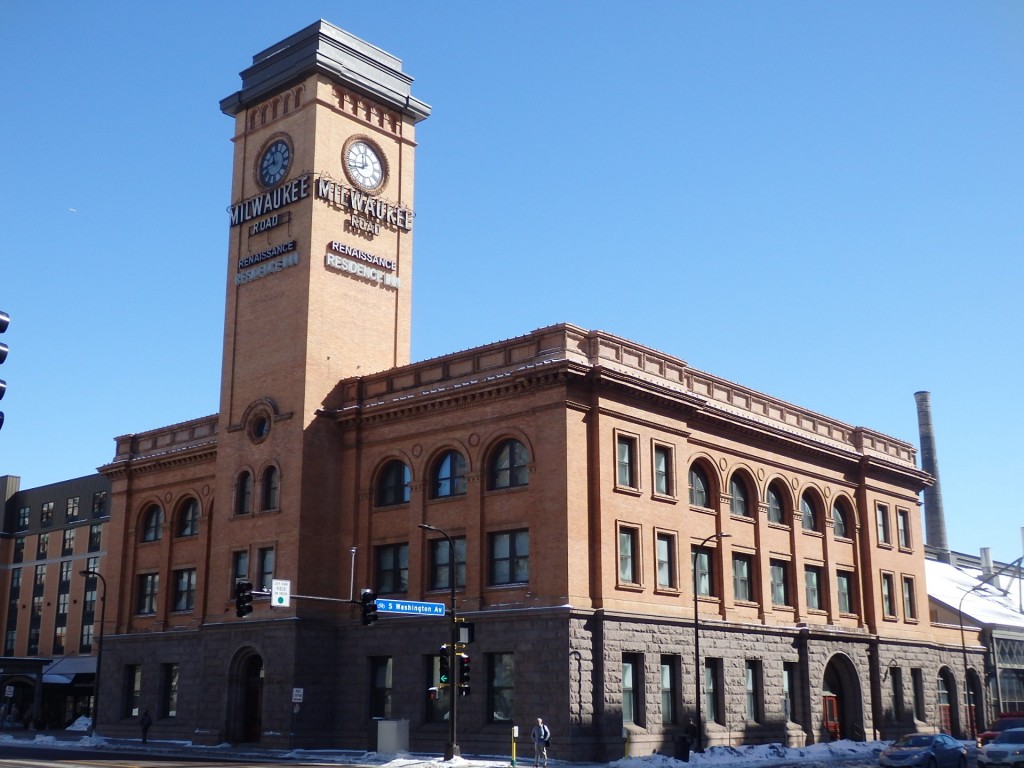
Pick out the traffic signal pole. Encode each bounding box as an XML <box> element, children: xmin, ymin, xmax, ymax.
<box><xmin>420</xmin><ymin>523</ymin><xmax>460</xmax><ymax>759</ymax></box>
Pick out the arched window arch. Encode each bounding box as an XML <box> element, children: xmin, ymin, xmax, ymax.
<box><xmin>431</xmin><ymin>450</ymin><xmax>467</xmax><ymax>499</ymax></box>
<box><xmin>141</xmin><ymin>504</ymin><xmax>163</xmax><ymax>542</ymax></box>
<box><xmin>377</xmin><ymin>460</ymin><xmax>411</xmax><ymax>506</ymax></box>
<box><xmin>801</xmin><ymin>492</ymin><xmax>820</xmax><ymax>531</ymax></box>
<box><xmin>236</xmin><ymin>471</ymin><xmax>253</xmax><ymax>516</ymax></box>
<box><xmin>176</xmin><ymin>498</ymin><xmax>199</xmax><ymax>537</ymax></box>
<box><xmin>766</xmin><ymin>482</ymin><xmax>788</xmax><ymax>524</ymax></box>
<box><xmin>262</xmin><ymin>466</ymin><xmax>280</xmax><ymax>511</ymax></box>
<box><xmin>729</xmin><ymin>474</ymin><xmax>752</xmax><ymax>517</ymax></box>
<box><xmin>489</xmin><ymin>439</ymin><xmax>529</xmax><ymax>490</ymax></box>
<box><xmin>832</xmin><ymin>498</ymin><xmax>851</xmax><ymax>539</ymax></box>
<box><xmin>688</xmin><ymin>464</ymin><xmax>711</xmax><ymax>508</ymax></box>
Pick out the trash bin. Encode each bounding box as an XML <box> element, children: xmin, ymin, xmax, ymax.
<box><xmin>377</xmin><ymin>719</ymin><xmax>409</xmax><ymax>753</ymax></box>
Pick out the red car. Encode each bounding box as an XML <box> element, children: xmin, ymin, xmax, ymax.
<box><xmin>979</xmin><ymin>715</ymin><xmax>1024</xmax><ymax>747</ymax></box>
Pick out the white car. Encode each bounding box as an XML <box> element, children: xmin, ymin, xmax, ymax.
<box><xmin>978</xmin><ymin>728</ymin><xmax>1024</xmax><ymax>768</ymax></box>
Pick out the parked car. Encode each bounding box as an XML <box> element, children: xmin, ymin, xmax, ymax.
<box><xmin>880</xmin><ymin>733</ymin><xmax>968</xmax><ymax>768</ymax></box>
<box><xmin>978</xmin><ymin>728</ymin><xmax>1024</xmax><ymax>768</ymax></box>
<box><xmin>980</xmin><ymin>716</ymin><xmax>1024</xmax><ymax>747</ymax></box>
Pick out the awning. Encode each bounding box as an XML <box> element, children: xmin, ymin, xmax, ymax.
<box><xmin>42</xmin><ymin>656</ymin><xmax>96</xmax><ymax>685</ymax></box>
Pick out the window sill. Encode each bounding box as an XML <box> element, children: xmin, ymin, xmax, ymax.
<box><xmin>614</xmin><ymin>485</ymin><xmax>642</xmax><ymax>497</ymax></box>
<box><xmin>616</xmin><ymin>582</ymin><xmax>644</xmax><ymax>592</ymax></box>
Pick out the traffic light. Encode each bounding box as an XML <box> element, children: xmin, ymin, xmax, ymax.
<box><xmin>360</xmin><ymin>589</ymin><xmax>378</xmax><ymax>625</ymax></box>
<box><xmin>234</xmin><ymin>581</ymin><xmax>253</xmax><ymax>617</ymax></box>
<box><xmin>438</xmin><ymin>646</ymin><xmax>451</xmax><ymax>686</ymax></box>
<box><xmin>458</xmin><ymin>652</ymin><xmax>471</xmax><ymax>695</ymax></box>
<box><xmin>0</xmin><ymin>310</ymin><xmax>8</xmax><ymax>431</ymax></box>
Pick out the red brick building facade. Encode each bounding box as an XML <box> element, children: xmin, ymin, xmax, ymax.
<box><xmin>91</xmin><ymin>21</ymin><xmax>986</xmax><ymax>760</ymax></box>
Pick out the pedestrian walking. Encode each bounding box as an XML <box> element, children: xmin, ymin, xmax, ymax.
<box><xmin>531</xmin><ymin>716</ymin><xmax>551</xmax><ymax>767</ymax></box>
<box><xmin>140</xmin><ymin>710</ymin><xmax>152</xmax><ymax>743</ymax></box>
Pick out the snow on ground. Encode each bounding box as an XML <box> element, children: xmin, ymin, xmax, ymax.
<box><xmin>0</xmin><ymin>731</ymin><xmax>894</xmax><ymax>768</ymax></box>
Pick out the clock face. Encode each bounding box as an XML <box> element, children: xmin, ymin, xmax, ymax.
<box><xmin>258</xmin><ymin>138</ymin><xmax>292</xmax><ymax>187</ymax></box>
<box><xmin>344</xmin><ymin>139</ymin><xmax>386</xmax><ymax>193</ymax></box>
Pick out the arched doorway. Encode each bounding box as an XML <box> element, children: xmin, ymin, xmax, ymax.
<box><xmin>965</xmin><ymin>668</ymin><xmax>984</xmax><ymax>740</ymax></box>
<box><xmin>937</xmin><ymin>668</ymin><xmax>962</xmax><ymax>737</ymax></box>
<box><xmin>228</xmin><ymin>650</ymin><xmax>264</xmax><ymax>743</ymax></box>
<box><xmin>821</xmin><ymin>654</ymin><xmax>865</xmax><ymax>742</ymax></box>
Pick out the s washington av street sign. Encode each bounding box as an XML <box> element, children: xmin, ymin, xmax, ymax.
<box><xmin>375</xmin><ymin>598</ymin><xmax>446</xmax><ymax>616</ymax></box>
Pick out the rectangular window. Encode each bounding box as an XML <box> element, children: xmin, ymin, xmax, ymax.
<box><xmin>911</xmin><ymin>668</ymin><xmax>926</xmax><ymax>721</ymax></box>
<box><xmin>692</xmin><ymin>547</ymin><xmax>713</xmax><ymax>597</ymax></box>
<box><xmin>136</xmin><ymin>573</ymin><xmax>159</xmax><ymax>615</ymax></box>
<box><xmin>17</xmin><ymin>506</ymin><xmax>29</xmax><ymax>530</ymax></box>
<box><xmin>173</xmin><ymin>568</ymin><xmax>197</xmax><ymax>612</ymax></box>
<box><xmin>733</xmin><ymin>553</ymin><xmax>753</xmax><ymax>601</ymax></box>
<box><xmin>705</xmin><ymin>658</ymin><xmax>724</xmax><ymax>725</ymax></box>
<box><xmin>124</xmin><ymin>665</ymin><xmax>142</xmax><ymax>717</ymax></box>
<box><xmin>429</xmin><ymin>537</ymin><xmax>466</xmax><ymax>591</ymax></box>
<box><xmin>897</xmin><ymin>509</ymin><xmax>911</xmax><ymax>549</ymax></box>
<box><xmin>783</xmin><ymin>663</ymin><xmax>798</xmax><ymax>721</ymax></box>
<box><xmin>660</xmin><ymin>656</ymin><xmax>678</xmax><ymax>725</ymax></box>
<box><xmin>65</xmin><ymin>496</ymin><xmax>81</xmax><ymax>521</ymax></box>
<box><xmin>375</xmin><ymin>543</ymin><xmax>409</xmax><ymax>594</ymax></box>
<box><xmin>653</xmin><ymin>444</ymin><xmax>673</xmax><ymax>496</ymax></box>
<box><xmin>92</xmin><ymin>490</ymin><xmax>108</xmax><ymax>518</ymax></box>
<box><xmin>232</xmin><ymin>550</ymin><xmax>249</xmax><ymax>582</ymax></box>
<box><xmin>161</xmin><ymin>663</ymin><xmax>179</xmax><ymax>718</ymax></box>
<box><xmin>257</xmin><ymin>547</ymin><xmax>275</xmax><ymax>591</ymax></box>
<box><xmin>881</xmin><ymin>572</ymin><xmax>897</xmax><ymax>618</ymax></box>
<box><xmin>876</xmin><ymin>503</ymin><xmax>891</xmax><ymax>545</ymax></box>
<box><xmin>619</xmin><ymin>527</ymin><xmax>639</xmax><ymax>585</ymax></box>
<box><xmin>902</xmin><ymin>575</ymin><xmax>917</xmax><ymax>620</ymax></box>
<box><xmin>62</xmin><ymin>529</ymin><xmax>75</xmax><ymax>555</ymax></box>
<box><xmin>656</xmin><ymin>532</ymin><xmax>676</xmax><ymax>589</ymax></box>
<box><xmin>489</xmin><ymin>652</ymin><xmax>514</xmax><ymax>722</ymax></box>
<box><xmin>88</xmin><ymin>524</ymin><xmax>102</xmax><ymax>552</ymax></box>
<box><xmin>37</xmin><ymin>534</ymin><xmax>49</xmax><ymax>560</ymax></box>
<box><xmin>370</xmin><ymin>657</ymin><xmax>393</xmax><ymax>719</ymax></box>
<box><xmin>490</xmin><ymin>530</ymin><xmax>529</xmax><ymax>586</ymax></box>
<box><xmin>891</xmin><ymin>667</ymin><xmax>905</xmax><ymax>722</ymax></box>
<box><xmin>837</xmin><ymin>570</ymin><xmax>854</xmax><ymax>614</ymax></box>
<box><xmin>770</xmin><ymin>560</ymin><xmax>790</xmax><ymax>606</ymax></box>
<box><xmin>13</xmin><ymin>537</ymin><xmax>24</xmax><ymax>563</ymax></box>
<box><xmin>805</xmin><ymin>566</ymin><xmax>822</xmax><ymax>610</ymax></box>
<box><xmin>52</xmin><ymin>624</ymin><xmax>66</xmax><ymax>655</ymax></box>
<box><xmin>616</xmin><ymin>433</ymin><xmax>639</xmax><ymax>489</ymax></box>
<box><xmin>745</xmin><ymin>660</ymin><xmax>763</xmax><ymax>722</ymax></box>
<box><xmin>40</xmin><ymin>502</ymin><xmax>54</xmax><ymax>527</ymax></box>
<box><xmin>622</xmin><ymin>654</ymin><xmax>642</xmax><ymax>725</ymax></box>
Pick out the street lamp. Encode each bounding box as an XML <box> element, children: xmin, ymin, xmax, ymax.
<box><xmin>80</xmin><ymin>569</ymin><xmax>107</xmax><ymax>735</ymax></box>
<box><xmin>418</xmin><ymin>523</ymin><xmax>460</xmax><ymax>759</ymax></box>
<box><xmin>693</xmin><ymin>532</ymin><xmax>730</xmax><ymax>753</ymax></box>
<box><xmin>958</xmin><ymin>555</ymin><xmax>1023</xmax><ymax>739</ymax></box>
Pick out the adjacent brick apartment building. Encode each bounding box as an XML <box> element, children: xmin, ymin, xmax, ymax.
<box><xmin>6</xmin><ymin>20</ymin><xmax>992</xmax><ymax>761</ymax></box>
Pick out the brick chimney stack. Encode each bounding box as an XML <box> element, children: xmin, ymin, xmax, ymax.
<box><xmin>914</xmin><ymin>391</ymin><xmax>949</xmax><ymax>551</ymax></box>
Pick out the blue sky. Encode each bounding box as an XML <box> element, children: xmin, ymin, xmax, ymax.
<box><xmin>2</xmin><ymin>3</ymin><xmax>1022</xmax><ymax>562</ymax></box>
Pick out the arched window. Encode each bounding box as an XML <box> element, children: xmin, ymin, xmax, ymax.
<box><xmin>729</xmin><ymin>476</ymin><xmax>751</xmax><ymax>517</ymax></box>
<box><xmin>489</xmin><ymin>439</ymin><xmax>529</xmax><ymax>490</ymax></box>
<box><xmin>767</xmin><ymin>484</ymin><xmax>786</xmax><ymax>524</ymax></box>
<box><xmin>431</xmin><ymin>450</ymin><xmax>467</xmax><ymax>499</ymax></box>
<box><xmin>377</xmin><ymin>460</ymin><xmax>411</xmax><ymax>506</ymax></box>
<box><xmin>141</xmin><ymin>504</ymin><xmax>163</xmax><ymax>542</ymax></box>
<box><xmin>688</xmin><ymin>465</ymin><xmax>710</xmax><ymax>508</ymax></box>
<box><xmin>262</xmin><ymin>466</ymin><xmax>280</xmax><ymax>511</ymax></box>
<box><xmin>832</xmin><ymin>499</ymin><xmax>850</xmax><ymax>539</ymax></box>
<box><xmin>236</xmin><ymin>471</ymin><xmax>253</xmax><ymax>516</ymax></box>
<box><xmin>801</xmin><ymin>493</ymin><xmax>819</xmax><ymax>531</ymax></box>
<box><xmin>176</xmin><ymin>498</ymin><xmax>199</xmax><ymax>537</ymax></box>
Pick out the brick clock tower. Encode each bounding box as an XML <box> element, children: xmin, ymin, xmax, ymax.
<box><xmin>215</xmin><ymin>22</ymin><xmax>430</xmax><ymax>620</ymax></box>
